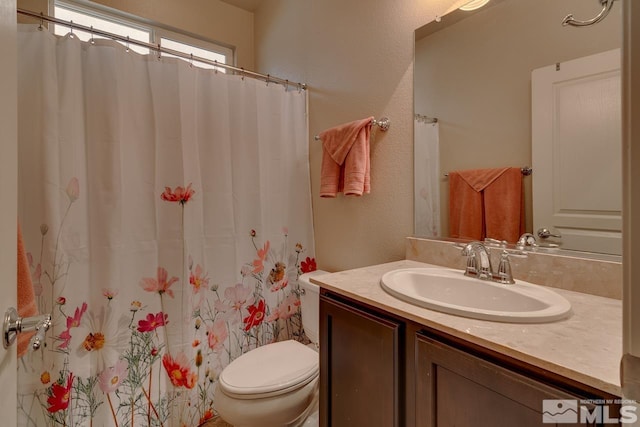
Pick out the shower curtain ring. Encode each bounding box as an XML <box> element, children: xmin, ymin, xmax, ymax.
<box><xmin>157</xmin><ymin>43</ymin><xmax>162</xmax><ymax>60</ymax></box>
<box><xmin>69</xmin><ymin>20</ymin><xmax>74</xmax><ymax>38</ymax></box>
<box><xmin>214</xmin><ymin>60</ymin><xmax>219</xmax><ymax>74</ymax></box>
<box><xmin>285</xmin><ymin>79</ymin><xmax>289</xmax><ymax>92</ymax></box>
<box><xmin>37</xmin><ymin>12</ymin><xmax>44</xmax><ymax>31</ymax></box>
<box><xmin>125</xmin><ymin>35</ymin><xmax>130</xmax><ymax>53</ymax></box>
<box><xmin>189</xmin><ymin>53</ymin><xmax>194</xmax><ymax>68</ymax></box>
<box><xmin>241</xmin><ymin>67</ymin><xmax>245</xmax><ymax>81</ymax></box>
<box><xmin>266</xmin><ymin>74</ymin><xmax>270</xmax><ymax>86</ymax></box>
<box><xmin>90</xmin><ymin>25</ymin><xmax>95</xmax><ymax>44</ymax></box>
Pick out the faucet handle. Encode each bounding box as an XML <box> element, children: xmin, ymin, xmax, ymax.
<box><xmin>494</xmin><ymin>250</ymin><xmax>527</xmax><ymax>284</ymax></box>
<box><xmin>464</xmin><ymin>252</ymin><xmax>478</xmax><ymax>277</ymax></box>
<box><xmin>516</xmin><ymin>233</ymin><xmax>537</xmax><ymax>249</ymax></box>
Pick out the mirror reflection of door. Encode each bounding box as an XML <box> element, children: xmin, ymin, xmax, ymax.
<box><xmin>413</xmin><ymin>0</ymin><xmax>622</xmax><ymax>256</ymax></box>
<box><xmin>532</xmin><ymin>48</ymin><xmax>622</xmax><ymax>255</ymax></box>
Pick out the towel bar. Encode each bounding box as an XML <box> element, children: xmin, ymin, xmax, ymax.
<box><xmin>444</xmin><ymin>167</ymin><xmax>533</xmax><ymax>177</ymax></box>
<box><xmin>314</xmin><ymin>117</ymin><xmax>390</xmax><ymax>141</ymax></box>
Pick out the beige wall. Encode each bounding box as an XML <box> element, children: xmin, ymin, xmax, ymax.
<box><xmin>254</xmin><ymin>0</ymin><xmax>463</xmax><ymax>273</ymax></box>
<box><xmin>415</xmin><ymin>0</ymin><xmax>621</xmax><ymax>238</ymax></box>
<box><xmin>17</xmin><ymin>0</ymin><xmax>255</xmax><ymax>69</ymax></box>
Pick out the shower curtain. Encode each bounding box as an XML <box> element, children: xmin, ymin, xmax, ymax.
<box><xmin>414</xmin><ymin>118</ymin><xmax>440</xmax><ymax>237</ymax></box>
<box><xmin>16</xmin><ymin>26</ymin><xmax>315</xmax><ymax>427</ymax></box>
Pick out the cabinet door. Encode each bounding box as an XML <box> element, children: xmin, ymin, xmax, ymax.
<box><xmin>320</xmin><ymin>293</ymin><xmax>404</xmax><ymax>427</ymax></box>
<box><xmin>415</xmin><ymin>333</ymin><xmax>595</xmax><ymax>427</ymax></box>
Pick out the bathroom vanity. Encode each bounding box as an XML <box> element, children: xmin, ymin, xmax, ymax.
<box><xmin>315</xmin><ymin>260</ymin><xmax>624</xmax><ymax>427</ymax></box>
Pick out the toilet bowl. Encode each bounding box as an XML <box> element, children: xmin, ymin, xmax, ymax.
<box><xmin>215</xmin><ymin>270</ymin><xmax>326</xmax><ymax>427</ymax></box>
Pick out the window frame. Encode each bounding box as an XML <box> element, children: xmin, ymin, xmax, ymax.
<box><xmin>50</xmin><ymin>0</ymin><xmax>235</xmax><ymax>68</ymax></box>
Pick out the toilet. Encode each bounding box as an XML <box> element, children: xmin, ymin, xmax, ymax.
<box><xmin>214</xmin><ymin>270</ymin><xmax>326</xmax><ymax>427</ymax></box>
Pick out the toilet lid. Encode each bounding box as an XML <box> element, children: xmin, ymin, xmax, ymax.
<box><xmin>219</xmin><ymin>340</ymin><xmax>319</xmax><ymax>398</ymax></box>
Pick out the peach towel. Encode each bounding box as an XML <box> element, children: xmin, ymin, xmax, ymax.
<box><xmin>17</xmin><ymin>223</ymin><xmax>38</xmax><ymax>358</ymax></box>
<box><xmin>449</xmin><ymin>167</ymin><xmax>525</xmax><ymax>243</ymax></box>
<box><xmin>319</xmin><ymin>117</ymin><xmax>373</xmax><ymax>197</ymax></box>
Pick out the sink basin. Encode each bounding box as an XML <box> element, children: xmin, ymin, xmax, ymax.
<box><xmin>380</xmin><ymin>268</ymin><xmax>572</xmax><ymax>323</ymax></box>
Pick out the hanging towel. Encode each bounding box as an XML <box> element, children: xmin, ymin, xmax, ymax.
<box><xmin>449</xmin><ymin>167</ymin><xmax>524</xmax><ymax>243</ymax></box>
<box><xmin>17</xmin><ymin>223</ymin><xmax>38</xmax><ymax>358</ymax></box>
<box><xmin>319</xmin><ymin>116</ymin><xmax>373</xmax><ymax>197</ymax></box>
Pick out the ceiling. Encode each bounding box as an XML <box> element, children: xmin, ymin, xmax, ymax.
<box><xmin>220</xmin><ymin>0</ymin><xmax>264</xmax><ymax>12</ymax></box>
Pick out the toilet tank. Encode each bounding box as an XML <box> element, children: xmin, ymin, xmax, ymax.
<box><xmin>298</xmin><ymin>270</ymin><xmax>327</xmax><ymax>346</ymax></box>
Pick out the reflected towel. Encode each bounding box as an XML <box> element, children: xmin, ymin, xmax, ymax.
<box><xmin>319</xmin><ymin>116</ymin><xmax>373</xmax><ymax>197</ymax></box>
<box><xmin>449</xmin><ymin>167</ymin><xmax>524</xmax><ymax>243</ymax></box>
<box><xmin>17</xmin><ymin>223</ymin><xmax>38</xmax><ymax>358</ymax></box>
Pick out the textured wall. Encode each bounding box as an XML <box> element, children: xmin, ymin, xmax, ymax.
<box><xmin>255</xmin><ymin>0</ymin><xmax>464</xmax><ymax>272</ymax></box>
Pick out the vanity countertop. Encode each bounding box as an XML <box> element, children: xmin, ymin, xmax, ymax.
<box><xmin>312</xmin><ymin>259</ymin><xmax>622</xmax><ymax>396</ymax></box>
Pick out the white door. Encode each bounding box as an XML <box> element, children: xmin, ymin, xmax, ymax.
<box><xmin>0</xmin><ymin>0</ymin><xmax>18</xmax><ymax>424</ymax></box>
<box><xmin>532</xmin><ymin>48</ymin><xmax>622</xmax><ymax>255</ymax></box>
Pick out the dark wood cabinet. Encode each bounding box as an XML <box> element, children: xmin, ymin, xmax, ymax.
<box><xmin>415</xmin><ymin>333</ymin><xmax>596</xmax><ymax>427</ymax></box>
<box><xmin>320</xmin><ymin>292</ymin><xmax>405</xmax><ymax>427</ymax></box>
<box><xmin>320</xmin><ymin>289</ymin><xmax>622</xmax><ymax>427</ymax></box>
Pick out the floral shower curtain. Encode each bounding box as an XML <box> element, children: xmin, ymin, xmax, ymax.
<box><xmin>17</xmin><ymin>26</ymin><xmax>315</xmax><ymax>427</ymax></box>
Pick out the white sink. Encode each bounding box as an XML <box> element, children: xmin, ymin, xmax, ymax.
<box><xmin>380</xmin><ymin>267</ymin><xmax>572</xmax><ymax>323</ymax></box>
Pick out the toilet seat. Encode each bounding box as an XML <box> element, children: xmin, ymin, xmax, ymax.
<box><xmin>219</xmin><ymin>340</ymin><xmax>319</xmax><ymax>400</ymax></box>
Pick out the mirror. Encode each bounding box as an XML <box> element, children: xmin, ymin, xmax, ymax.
<box><xmin>413</xmin><ymin>0</ymin><xmax>622</xmax><ymax>255</ymax></box>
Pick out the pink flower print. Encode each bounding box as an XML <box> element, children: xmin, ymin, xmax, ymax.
<box><xmin>300</xmin><ymin>257</ymin><xmax>317</xmax><ymax>273</ymax></box>
<box><xmin>58</xmin><ymin>302</ymin><xmax>88</xmax><ymax>349</ymax></box>
<box><xmin>270</xmin><ymin>278</ymin><xmax>288</xmax><ymax>292</ymax></box>
<box><xmin>278</xmin><ymin>294</ymin><xmax>301</xmax><ymax>320</ymax></box>
<box><xmin>140</xmin><ymin>267</ymin><xmax>178</xmax><ymax>298</ymax></box>
<box><xmin>66</xmin><ymin>177</ymin><xmax>80</xmax><ymax>202</ymax></box>
<box><xmin>189</xmin><ymin>264</ymin><xmax>209</xmax><ymax>294</ymax></box>
<box><xmin>243</xmin><ymin>300</ymin><xmax>266</xmax><ymax>332</ymax></box>
<box><xmin>137</xmin><ymin>312</ymin><xmax>168</xmax><ymax>333</ymax></box>
<box><xmin>67</xmin><ymin>303</ymin><xmax>88</xmax><ymax>329</ymax></box>
<box><xmin>98</xmin><ymin>360</ymin><xmax>128</xmax><ymax>394</ymax></box>
<box><xmin>58</xmin><ymin>328</ymin><xmax>72</xmax><ymax>350</ymax></box>
<box><xmin>206</xmin><ymin>319</ymin><xmax>228</xmax><ymax>351</ymax></box>
<box><xmin>240</xmin><ymin>265</ymin><xmax>251</xmax><ymax>277</ymax></box>
<box><xmin>252</xmin><ymin>241</ymin><xmax>270</xmax><ymax>274</ymax></box>
<box><xmin>160</xmin><ymin>183</ymin><xmax>195</xmax><ymax>205</ymax></box>
<box><xmin>267</xmin><ymin>294</ymin><xmax>301</xmax><ymax>322</ymax></box>
<box><xmin>102</xmin><ymin>288</ymin><xmax>118</xmax><ymax>301</ymax></box>
<box><xmin>162</xmin><ymin>352</ymin><xmax>197</xmax><ymax>389</ymax></box>
<box><xmin>225</xmin><ymin>283</ymin><xmax>253</xmax><ymax>311</ymax></box>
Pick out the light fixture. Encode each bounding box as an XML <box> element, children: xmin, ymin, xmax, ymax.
<box><xmin>459</xmin><ymin>0</ymin><xmax>491</xmax><ymax>11</ymax></box>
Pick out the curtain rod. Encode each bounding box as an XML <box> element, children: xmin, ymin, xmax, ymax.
<box><xmin>17</xmin><ymin>8</ymin><xmax>307</xmax><ymax>91</ymax></box>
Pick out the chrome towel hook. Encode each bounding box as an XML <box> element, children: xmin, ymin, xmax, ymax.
<box><xmin>562</xmin><ymin>0</ymin><xmax>616</xmax><ymax>27</ymax></box>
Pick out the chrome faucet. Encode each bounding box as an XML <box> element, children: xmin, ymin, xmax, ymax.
<box><xmin>460</xmin><ymin>242</ymin><xmax>526</xmax><ymax>284</ymax></box>
<box><xmin>516</xmin><ymin>233</ymin><xmax>537</xmax><ymax>249</ymax></box>
<box><xmin>460</xmin><ymin>241</ymin><xmax>494</xmax><ymax>280</ymax></box>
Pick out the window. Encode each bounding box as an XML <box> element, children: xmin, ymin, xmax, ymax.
<box><xmin>52</xmin><ymin>0</ymin><xmax>233</xmax><ymax>69</ymax></box>
<box><xmin>159</xmin><ymin>36</ymin><xmax>228</xmax><ymax>71</ymax></box>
